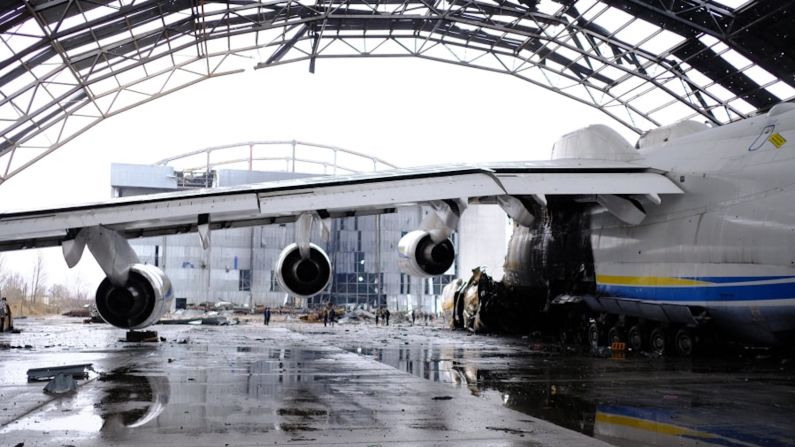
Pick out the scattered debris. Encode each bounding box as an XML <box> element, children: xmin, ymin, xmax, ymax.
<box><xmin>43</xmin><ymin>373</ymin><xmax>78</xmax><ymax>395</ymax></box>
<box><xmin>158</xmin><ymin>309</ymin><xmax>239</xmax><ymax>326</ymax></box>
<box><xmin>337</xmin><ymin>308</ymin><xmax>374</xmax><ymax>324</ymax></box>
<box><xmin>432</xmin><ymin>396</ymin><xmax>453</xmax><ymax>400</ymax></box>
<box><xmin>299</xmin><ymin>306</ymin><xmax>347</xmax><ymax>323</ymax></box>
<box><xmin>485</xmin><ymin>426</ymin><xmax>533</xmax><ymax>435</ymax></box>
<box><xmin>27</xmin><ymin>363</ymin><xmax>94</xmax><ymax>382</ymax></box>
<box><xmin>62</xmin><ymin>308</ymin><xmax>91</xmax><ymax>318</ymax></box>
<box><xmin>123</xmin><ymin>330</ymin><xmax>160</xmax><ymax>343</ymax></box>
<box><xmin>591</xmin><ymin>346</ymin><xmax>612</xmax><ymax>358</ymax></box>
<box><xmin>74</xmin><ymin>304</ymin><xmax>105</xmax><ymax>324</ymax></box>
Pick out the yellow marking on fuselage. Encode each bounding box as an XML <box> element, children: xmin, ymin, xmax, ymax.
<box><xmin>595</xmin><ymin>413</ymin><xmax>712</xmax><ymax>439</ymax></box>
<box><xmin>596</xmin><ymin>275</ymin><xmax>709</xmax><ymax>286</ymax></box>
<box><xmin>769</xmin><ymin>132</ymin><xmax>787</xmax><ymax>149</ymax></box>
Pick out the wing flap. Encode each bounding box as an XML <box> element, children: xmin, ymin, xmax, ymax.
<box><xmin>497</xmin><ymin>172</ymin><xmax>682</xmax><ymax>195</ymax></box>
<box><xmin>258</xmin><ymin>172</ymin><xmax>506</xmax><ymax>215</ymax></box>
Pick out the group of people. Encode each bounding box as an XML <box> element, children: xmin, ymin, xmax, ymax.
<box><xmin>0</xmin><ymin>297</ymin><xmax>11</xmax><ymax>332</ymax></box>
<box><xmin>410</xmin><ymin>310</ymin><xmax>436</xmax><ymax>325</ymax></box>
<box><xmin>374</xmin><ymin>307</ymin><xmax>390</xmax><ymax>326</ymax></box>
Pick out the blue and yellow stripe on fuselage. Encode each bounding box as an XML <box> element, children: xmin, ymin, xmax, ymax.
<box><xmin>596</xmin><ymin>275</ymin><xmax>795</xmax><ymax>303</ymax></box>
<box><xmin>595</xmin><ymin>405</ymin><xmax>783</xmax><ymax>447</ymax></box>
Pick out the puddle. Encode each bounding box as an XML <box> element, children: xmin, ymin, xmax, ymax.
<box><xmin>346</xmin><ymin>342</ymin><xmax>795</xmax><ymax>447</ymax></box>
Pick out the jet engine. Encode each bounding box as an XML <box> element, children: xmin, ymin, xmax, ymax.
<box><xmin>275</xmin><ymin>243</ymin><xmax>332</xmax><ymax>297</ymax></box>
<box><xmin>398</xmin><ymin>230</ymin><xmax>455</xmax><ymax>277</ymax></box>
<box><xmin>95</xmin><ymin>264</ymin><xmax>173</xmax><ymax>329</ymax></box>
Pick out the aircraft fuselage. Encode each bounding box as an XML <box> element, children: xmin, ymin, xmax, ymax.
<box><xmin>591</xmin><ymin>105</ymin><xmax>795</xmax><ymax>344</ymax></box>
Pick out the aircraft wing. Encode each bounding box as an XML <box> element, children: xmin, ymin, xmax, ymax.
<box><xmin>0</xmin><ymin>160</ymin><xmax>682</xmax><ymax>252</ymax></box>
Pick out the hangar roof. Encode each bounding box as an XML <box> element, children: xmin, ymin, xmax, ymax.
<box><xmin>0</xmin><ymin>0</ymin><xmax>793</xmax><ymax>183</ymax></box>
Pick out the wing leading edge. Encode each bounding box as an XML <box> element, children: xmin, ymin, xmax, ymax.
<box><xmin>0</xmin><ymin>161</ymin><xmax>682</xmax><ymax>252</ymax></box>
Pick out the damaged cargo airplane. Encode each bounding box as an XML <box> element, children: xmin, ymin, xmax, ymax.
<box><xmin>1</xmin><ymin>103</ymin><xmax>794</xmax><ymax>353</ymax></box>
<box><xmin>444</xmin><ymin>103</ymin><xmax>795</xmax><ymax>353</ymax></box>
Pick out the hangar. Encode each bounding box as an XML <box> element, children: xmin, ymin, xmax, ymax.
<box><xmin>1</xmin><ymin>3</ymin><xmax>794</xmax><ymax>446</ymax></box>
<box><xmin>1</xmin><ymin>0</ymin><xmax>793</xmax><ymax>184</ymax></box>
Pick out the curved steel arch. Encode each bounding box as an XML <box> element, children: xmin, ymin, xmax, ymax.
<box><xmin>0</xmin><ymin>0</ymin><xmax>793</xmax><ymax>184</ymax></box>
<box><xmin>154</xmin><ymin>139</ymin><xmax>399</xmax><ymax>175</ymax></box>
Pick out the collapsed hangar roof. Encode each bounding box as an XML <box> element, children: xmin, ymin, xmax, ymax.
<box><xmin>0</xmin><ymin>0</ymin><xmax>793</xmax><ymax>184</ymax></box>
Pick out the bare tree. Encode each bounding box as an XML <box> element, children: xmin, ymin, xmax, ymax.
<box><xmin>2</xmin><ymin>272</ymin><xmax>26</xmax><ymax>315</ymax></box>
<box><xmin>30</xmin><ymin>252</ymin><xmax>47</xmax><ymax>305</ymax></box>
<box><xmin>49</xmin><ymin>283</ymin><xmax>71</xmax><ymax>301</ymax></box>
<box><xmin>71</xmin><ymin>271</ymin><xmax>88</xmax><ymax>302</ymax></box>
<box><xmin>0</xmin><ymin>253</ymin><xmax>6</xmax><ymax>292</ymax></box>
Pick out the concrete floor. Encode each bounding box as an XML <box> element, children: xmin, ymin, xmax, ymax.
<box><xmin>1</xmin><ymin>316</ymin><xmax>793</xmax><ymax>447</ymax></box>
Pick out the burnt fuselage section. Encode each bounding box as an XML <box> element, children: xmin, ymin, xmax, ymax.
<box><xmin>451</xmin><ymin>198</ymin><xmax>596</xmax><ymax>335</ymax></box>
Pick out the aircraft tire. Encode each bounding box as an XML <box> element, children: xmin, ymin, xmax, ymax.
<box><xmin>649</xmin><ymin>327</ymin><xmax>666</xmax><ymax>354</ymax></box>
<box><xmin>674</xmin><ymin>328</ymin><xmax>694</xmax><ymax>356</ymax></box>
<box><xmin>627</xmin><ymin>325</ymin><xmax>643</xmax><ymax>352</ymax></box>
<box><xmin>588</xmin><ymin>323</ymin><xmax>603</xmax><ymax>348</ymax></box>
<box><xmin>607</xmin><ymin>326</ymin><xmax>624</xmax><ymax>344</ymax></box>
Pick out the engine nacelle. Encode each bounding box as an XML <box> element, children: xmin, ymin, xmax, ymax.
<box><xmin>275</xmin><ymin>243</ymin><xmax>332</xmax><ymax>298</ymax></box>
<box><xmin>398</xmin><ymin>230</ymin><xmax>455</xmax><ymax>277</ymax></box>
<box><xmin>95</xmin><ymin>264</ymin><xmax>173</xmax><ymax>329</ymax></box>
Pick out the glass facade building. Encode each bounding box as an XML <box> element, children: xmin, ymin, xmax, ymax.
<box><xmin>112</xmin><ymin>163</ymin><xmax>459</xmax><ymax>313</ymax></box>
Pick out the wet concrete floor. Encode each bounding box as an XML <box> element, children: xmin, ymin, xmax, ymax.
<box><xmin>1</xmin><ymin>316</ymin><xmax>793</xmax><ymax>446</ymax></box>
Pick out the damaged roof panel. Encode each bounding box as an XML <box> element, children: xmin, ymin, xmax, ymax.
<box><xmin>0</xmin><ymin>0</ymin><xmax>792</xmax><ymax>183</ymax></box>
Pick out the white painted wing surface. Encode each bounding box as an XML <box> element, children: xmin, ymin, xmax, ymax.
<box><xmin>0</xmin><ymin>161</ymin><xmax>682</xmax><ymax>251</ymax></box>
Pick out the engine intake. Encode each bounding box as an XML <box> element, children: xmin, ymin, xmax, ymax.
<box><xmin>275</xmin><ymin>243</ymin><xmax>332</xmax><ymax>297</ymax></box>
<box><xmin>95</xmin><ymin>264</ymin><xmax>173</xmax><ymax>329</ymax></box>
<box><xmin>398</xmin><ymin>230</ymin><xmax>455</xmax><ymax>277</ymax></box>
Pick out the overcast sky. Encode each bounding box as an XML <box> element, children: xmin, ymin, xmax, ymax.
<box><xmin>0</xmin><ymin>58</ymin><xmax>636</xmax><ymax>291</ymax></box>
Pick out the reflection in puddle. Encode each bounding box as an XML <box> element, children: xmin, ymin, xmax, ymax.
<box><xmin>350</xmin><ymin>344</ymin><xmax>795</xmax><ymax>447</ymax></box>
<box><xmin>0</xmin><ymin>398</ymin><xmax>104</xmax><ymax>434</ymax></box>
<box><xmin>91</xmin><ymin>346</ymin><xmax>361</xmax><ymax>438</ymax></box>
<box><xmin>98</xmin><ymin>368</ymin><xmax>170</xmax><ymax>430</ymax></box>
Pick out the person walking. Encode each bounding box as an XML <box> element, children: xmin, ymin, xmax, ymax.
<box><xmin>323</xmin><ymin>309</ymin><xmax>328</xmax><ymax>327</ymax></box>
<box><xmin>375</xmin><ymin>308</ymin><xmax>380</xmax><ymax>326</ymax></box>
<box><xmin>384</xmin><ymin>308</ymin><xmax>390</xmax><ymax>326</ymax></box>
<box><xmin>265</xmin><ymin>307</ymin><xmax>271</xmax><ymax>325</ymax></box>
<box><xmin>329</xmin><ymin>307</ymin><xmax>336</xmax><ymax>327</ymax></box>
<box><xmin>411</xmin><ymin>309</ymin><xmax>415</xmax><ymax>326</ymax></box>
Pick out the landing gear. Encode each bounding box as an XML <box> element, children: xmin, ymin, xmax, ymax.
<box><xmin>588</xmin><ymin>323</ymin><xmax>603</xmax><ymax>348</ymax></box>
<box><xmin>627</xmin><ymin>325</ymin><xmax>643</xmax><ymax>352</ymax></box>
<box><xmin>649</xmin><ymin>327</ymin><xmax>667</xmax><ymax>354</ymax></box>
<box><xmin>674</xmin><ymin>328</ymin><xmax>694</xmax><ymax>356</ymax></box>
<box><xmin>607</xmin><ymin>326</ymin><xmax>624</xmax><ymax>344</ymax></box>
<box><xmin>579</xmin><ymin>316</ymin><xmax>698</xmax><ymax>356</ymax></box>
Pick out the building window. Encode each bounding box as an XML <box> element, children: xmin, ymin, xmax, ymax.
<box><xmin>425</xmin><ymin>275</ymin><xmax>455</xmax><ymax>295</ymax></box>
<box><xmin>270</xmin><ymin>270</ymin><xmax>282</xmax><ymax>292</ymax></box>
<box><xmin>239</xmin><ymin>269</ymin><xmax>251</xmax><ymax>291</ymax></box>
<box><xmin>400</xmin><ymin>273</ymin><xmax>410</xmax><ymax>294</ymax></box>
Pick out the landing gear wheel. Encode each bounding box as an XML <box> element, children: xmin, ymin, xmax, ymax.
<box><xmin>627</xmin><ymin>325</ymin><xmax>643</xmax><ymax>352</ymax></box>
<box><xmin>559</xmin><ymin>329</ymin><xmax>569</xmax><ymax>348</ymax></box>
<box><xmin>607</xmin><ymin>326</ymin><xmax>623</xmax><ymax>344</ymax></box>
<box><xmin>674</xmin><ymin>328</ymin><xmax>694</xmax><ymax>356</ymax></box>
<box><xmin>649</xmin><ymin>327</ymin><xmax>667</xmax><ymax>354</ymax></box>
<box><xmin>588</xmin><ymin>323</ymin><xmax>602</xmax><ymax>348</ymax></box>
